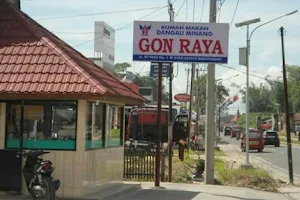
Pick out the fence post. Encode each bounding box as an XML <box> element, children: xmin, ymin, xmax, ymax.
<box><xmin>161</xmin><ymin>151</ymin><xmax>165</xmax><ymax>182</ymax></box>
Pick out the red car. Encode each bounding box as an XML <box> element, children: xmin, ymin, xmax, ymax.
<box><xmin>231</xmin><ymin>126</ymin><xmax>242</xmax><ymax>138</ymax></box>
<box><xmin>241</xmin><ymin>129</ymin><xmax>265</xmax><ymax>152</ymax></box>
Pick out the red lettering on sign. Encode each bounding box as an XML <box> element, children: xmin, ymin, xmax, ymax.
<box><xmin>192</xmin><ymin>40</ymin><xmax>203</xmax><ymax>54</ymax></box>
<box><xmin>138</xmin><ymin>38</ymin><xmax>223</xmax><ymax>55</ymax></box>
<box><xmin>202</xmin><ymin>40</ymin><xmax>213</xmax><ymax>54</ymax></box>
<box><xmin>211</xmin><ymin>40</ymin><xmax>223</xmax><ymax>54</ymax></box>
<box><xmin>138</xmin><ymin>38</ymin><xmax>174</xmax><ymax>53</ymax></box>
<box><xmin>151</xmin><ymin>38</ymin><xmax>162</xmax><ymax>52</ymax></box>
<box><xmin>139</xmin><ymin>38</ymin><xmax>150</xmax><ymax>52</ymax></box>
<box><xmin>179</xmin><ymin>39</ymin><xmax>191</xmax><ymax>53</ymax></box>
<box><xmin>162</xmin><ymin>38</ymin><xmax>173</xmax><ymax>53</ymax></box>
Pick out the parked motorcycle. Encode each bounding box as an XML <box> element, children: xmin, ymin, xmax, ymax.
<box><xmin>17</xmin><ymin>150</ymin><xmax>60</xmax><ymax>200</ymax></box>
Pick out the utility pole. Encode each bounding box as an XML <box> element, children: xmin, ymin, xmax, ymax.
<box><xmin>188</xmin><ymin>64</ymin><xmax>196</xmax><ymax>155</ymax></box>
<box><xmin>155</xmin><ymin>63</ymin><xmax>163</xmax><ymax>187</ymax></box>
<box><xmin>205</xmin><ymin>0</ymin><xmax>216</xmax><ymax>184</ymax></box>
<box><xmin>185</xmin><ymin>68</ymin><xmax>190</xmax><ymax>94</ymax></box>
<box><xmin>167</xmin><ymin>0</ymin><xmax>174</xmax><ymax>183</ymax></box>
<box><xmin>195</xmin><ymin>67</ymin><xmax>207</xmax><ymax>136</ymax></box>
<box><xmin>280</xmin><ymin>26</ymin><xmax>294</xmax><ymax>184</ymax></box>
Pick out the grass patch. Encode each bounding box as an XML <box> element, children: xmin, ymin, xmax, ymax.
<box><xmin>215</xmin><ymin>158</ymin><xmax>280</xmax><ymax>192</ymax></box>
<box><xmin>215</xmin><ymin>149</ymin><xmax>226</xmax><ymax>157</ymax></box>
<box><xmin>173</xmin><ymin>148</ymin><xmax>203</xmax><ymax>156</ymax></box>
<box><xmin>280</xmin><ymin>137</ymin><xmax>299</xmax><ymax>145</ymax></box>
<box><xmin>171</xmin><ymin>157</ymin><xmax>196</xmax><ymax>183</ymax></box>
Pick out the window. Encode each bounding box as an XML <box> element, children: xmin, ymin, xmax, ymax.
<box><xmin>108</xmin><ymin>54</ymin><xmax>114</xmax><ymax>61</ymax></box>
<box><xmin>107</xmin><ymin>105</ymin><xmax>123</xmax><ymax>147</ymax></box>
<box><xmin>5</xmin><ymin>101</ymin><xmax>77</xmax><ymax>150</ymax></box>
<box><xmin>85</xmin><ymin>102</ymin><xmax>105</xmax><ymax>150</ymax></box>
<box><xmin>104</xmin><ymin>27</ymin><xmax>110</xmax><ymax>37</ymax></box>
<box><xmin>248</xmin><ymin>131</ymin><xmax>260</xmax><ymax>139</ymax></box>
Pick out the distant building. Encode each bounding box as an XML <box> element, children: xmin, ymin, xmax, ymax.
<box><xmin>89</xmin><ymin>21</ymin><xmax>115</xmax><ymax>73</ymax></box>
<box><xmin>139</xmin><ymin>87</ymin><xmax>153</xmax><ymax>103</ymax></box>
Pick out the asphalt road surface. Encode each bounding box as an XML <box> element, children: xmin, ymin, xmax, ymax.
<box><xmin>221</xmin><ymin>134</ymin><xmax>300</xmax><ymax>179</ymax></box>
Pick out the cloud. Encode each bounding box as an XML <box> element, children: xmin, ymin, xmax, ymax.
<box><xmin>258</xmin><ymin>47</ymin><xmax>276</xmax><ymax>61</ymax></box>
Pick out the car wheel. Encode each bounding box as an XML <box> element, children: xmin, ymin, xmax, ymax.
<box><xmin>258</xmin><ymin>149</ymin><xmax>262</xmax><ymax>152</ymax></box>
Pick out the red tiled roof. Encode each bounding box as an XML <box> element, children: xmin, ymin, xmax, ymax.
<box><xmin>230</xmin><ymin>115</ymin><xmax>238</xmax><ymax>122</ymax></box>
<box><xmin>122</xmin><ymin>82</ymin><xmax>139</xmax><ymax>94</ymax></box>
<box><xmin>0</xmin><ymin>1</ymin><xmax>145</xmax><ymax>104</ymax></box>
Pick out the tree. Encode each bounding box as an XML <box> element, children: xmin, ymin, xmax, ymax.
<box><xmin>132</xmin><ymin>73</ymin><xmax>169</xmax><ymax>103</ymax></box>
<box><xmin>193</xmin><ymin>75</ymin><xmax>230</xmax><ymax>112</ymax></box>
<box><xmin>232</xmin><ymin>82</ymin><xmax>274</xmax><ymax>113</ymax></box>
<box><xmin>114</xmin><ymin>62</ymin><xmax>131</xmax><ymax>74</ymax></box>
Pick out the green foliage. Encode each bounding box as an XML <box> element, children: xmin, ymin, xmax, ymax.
<box><xmin>236</xmin><ymin>112</ymin><xmax>273</xmax><ymax>130</ymax></box>
<box><xmin>215</xmin><ymin>159</ymin><xmax>279</xmax><ymax>192</ymax></box>
<box><xmin>233</xmin><ymin>64</ymin><xmax>300</xmax><ymax>113</ymax></box>
<box><xmin>193</xmin><ymin>74</ymin><xmax>230</xmax><ymax>112</ymax></box>
<box><xmin>133</xmin><ymin>73</ymin><xmax>169</xmax><ymax>103</ymax></box>
<box><xmin>114</xmin><ymin>62</ymin><xmax>131</xmax><ymax>74</ymax></box>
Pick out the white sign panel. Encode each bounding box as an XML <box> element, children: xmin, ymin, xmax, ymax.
<box><xmin>133</xmin><ymin>21</ymin><xmax>229</xmax><ymax>63</ymax></box>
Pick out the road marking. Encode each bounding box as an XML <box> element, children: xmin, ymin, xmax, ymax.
<box><xmin>254</xmin><ymin>157</ymin><xmax>300</xmax><ymax>178</ymax></box>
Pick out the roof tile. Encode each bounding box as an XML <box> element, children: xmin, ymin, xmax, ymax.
<box><xmin>0</xmin><ymin>0</ymin><xmax>144</xmax><ymax>104</ymax></box>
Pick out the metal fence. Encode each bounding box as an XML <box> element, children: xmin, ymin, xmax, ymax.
<box><xmin>123</xmin><ymin>145</ymin><xmax>156</xmax><ymax>180</ymax></box>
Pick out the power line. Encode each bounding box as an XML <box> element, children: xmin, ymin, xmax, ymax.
<box><xmin>176</xmin><ymin>0</ymin><xmax>186</xmax><ymax>16</ymax></box>
<box><xmin>73</xmin><ymin>5</ymin><xmax>168</xmax><ymax>48</ymax></box>
<box><xmin>200</xmin><ymin>0</ymin><xmax>205</xmax><ymax>22</ymax></box>
<box><xmin>193</xmin><ymin>0</ymin><xmax>196</xmax><ymax>22</ymax></box>
<box><xmin>36</xmin><ymin>6</ymin><xmax>166</xmax><ymax>21</ymax></box>
<box><xmin>229</xmin><ymin>0</ymin><xmax>240</xmax><ymax>29</ymax></box>
<box><xmin>219</xmin><ymin>64</ymin><xmax>270</xmax><ymax>81</ymax></box>
<box><xmin>217</xmin><ymin>0</ymin><xmax>226</xmax><ymax>22</ymax></box>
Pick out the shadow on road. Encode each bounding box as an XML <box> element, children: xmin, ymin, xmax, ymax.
<box><xmin>219</xmin><ymin>140</ymin><xmax>230</xmax><ymax>144</ymax></box>
<box><xmin>122</xmin><ymin>189</ymin><xmax>267</xmax><ymax>200</ymax></box>
<box><xmin>125</xmin><ymin>189</ymin><xmax>199</xmax><ymax>200</ymax></box>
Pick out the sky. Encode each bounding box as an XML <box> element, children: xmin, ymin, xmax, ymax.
<box><xmin>20</xmin><ymin>0</ymin><xmax>300</xmax><ymax>114</ymax></box>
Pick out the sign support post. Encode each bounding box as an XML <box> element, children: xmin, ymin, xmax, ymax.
<box><xmin>155</xmin><ymin>62</ymin><xmax>163</xmax><ymax>187</ymax></box>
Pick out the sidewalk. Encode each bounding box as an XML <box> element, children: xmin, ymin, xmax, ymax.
<box><xmin>118</xmin><ymin>182</ymin><xmax>300</xmax><ymax>200</ymax></box>
<box><xmin>279</xmin><ymin>135</ymin><xmax>300</xmax><ymax>145</ymax></box>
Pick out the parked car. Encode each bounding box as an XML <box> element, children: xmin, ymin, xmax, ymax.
<box><xmin>231</xmin><ymin>125</ymin><xmax>242</xmax><ymax>138</ymax></box>
<box><xmin>224</xmin><ymin>126</ymin><xmax>231</xmax><ymax>136</ymax></box>
<box><xmin>241</xmin><ymin>129</ymin><xmax>265</xmax><ymax>152</ymax></box>
<box><xmin>263</xmin><ymin>131</ymin><xmax>280</xmax><ymax>147</ymax></box>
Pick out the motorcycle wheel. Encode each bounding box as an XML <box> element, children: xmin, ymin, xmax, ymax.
<box><xmin>41</xmin><ymin>177</ymin><xmax>56</xmax><ymax>200</ymax></box>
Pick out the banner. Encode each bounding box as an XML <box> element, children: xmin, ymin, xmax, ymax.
<box><xmin>133</xmin><ymin>21</ymin><xmax>229</xmax><ymax>63</ymax></box>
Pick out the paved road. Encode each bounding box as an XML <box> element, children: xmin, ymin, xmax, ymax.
<box><xmin>117</xmin><ymin>182</ymin><xmax>295</xmax><ymax>200</ymax></box>
<box><xmin>221</xmin><ymin>135</ymin><xmax>300</xmax><ymax>179</ymax></box>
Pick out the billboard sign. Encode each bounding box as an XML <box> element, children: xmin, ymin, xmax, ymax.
<box><xmin>150</xmin><ymin>63</ymin><xmax>170</xmax><ymax>77</ymax></box>
<box><xmin>133</xmin><ymin>21</ymin><xmax>229</xmax><ymax>63</ymax></box>
<box><xmin>174</xmin><ymin>93</ymin><xmax>190</xmax><ymax>102</ymax></box>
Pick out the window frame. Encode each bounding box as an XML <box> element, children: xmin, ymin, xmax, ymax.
<box><xmin>85</xmin><ymin>101</ymin><xmax>106</xmax><ymax>150</ymax></box>
<box><xmin>4</xmin><ymin>100</ymin><xmax>78</xmax><ymax>151</ymax></box>
<box><xmin>106</xmin><ymin>104</ymin><xmax>124</xmax><ymax>148</ymax></box>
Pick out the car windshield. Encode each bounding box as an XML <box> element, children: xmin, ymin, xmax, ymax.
<box><xmin>248</xmin><ymin>131</ymin><xmax>260</xmax><ymax>138</ymax></box>
<box><xmin>266</xmin><ymin>132</ymin><xmax>277</xmax><ymax>137</ymax></box>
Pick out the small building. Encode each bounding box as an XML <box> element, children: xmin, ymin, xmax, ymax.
<box><xmin>89</xmin><ymin>21</ymin><xmax>115</xmax><ymax>74</ymax></box>
<box><xmin>0</xmin><ymin>0</ymin><xmax>145</xmax><ymax>198</ymax></box>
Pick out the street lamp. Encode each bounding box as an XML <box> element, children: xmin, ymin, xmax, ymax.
<box><xmin>235</xmin><ymin>10</ymin><xmax>298</xmax><ymax>166</ymax></box>
<box><xmin>215</xmin><ymin>74</ymin><xmax>239</xmax><ymax>148</ymax></box>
